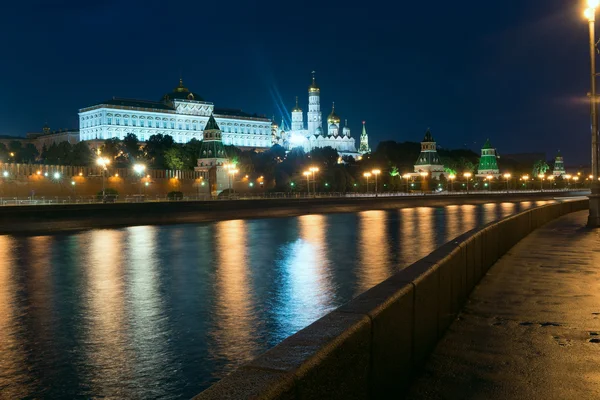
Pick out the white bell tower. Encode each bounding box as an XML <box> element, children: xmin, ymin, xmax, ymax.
<box><xmin>307</xmin><ymin>71</ymin><xmax>322</xmax><ymax>135</ymax></box>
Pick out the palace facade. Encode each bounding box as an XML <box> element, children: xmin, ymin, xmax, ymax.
<box><xmin>78</xmin><ymin>79</ymin><xmax>272</xmax><ymax>149</ymax></box>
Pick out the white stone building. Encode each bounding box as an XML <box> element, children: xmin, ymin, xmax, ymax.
<box><xmin>273</xmin><ymin>73</ymin><xmax>359</xmax><ymax>157</ymax></box>
<box><xmin>79</xmin><ymin>79</ymin><xmax>272</xmax><ymax>149</ymax></box>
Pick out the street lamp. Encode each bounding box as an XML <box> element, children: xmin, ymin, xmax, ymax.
<box><xmin>2</xmin><ymin>171</ymin><xmax>8</xmax><ymax>178</ymax></box>
<box><xmin>372</xmin><ymin>169</ymin><xmax>381</xmax><ymax>196</ymax></box>
<box><xmin>419</xmin><ymin>171</ymin><xmax>428</xmax><ymax>193</ymax></box>
<box><xmin>448</xmin><ymin>174</ymin><xmax>456</xmax><ymax>192</ymax></box>
<box><xmin>585</xmin><ymin>0</ymin><xmax>600</xmax><ymax>226</ymax></box>
<box><xmin>463</xmin><ymin>172</ymin><xmax>472</xmax><ymax>194</ymax></box>
<box><xmin>486</xmin><ymin>175</ymin><xmax>494</xmax><ymax>191</ymax></box>
<box><xmin>565</xmin><ymin>174</ymin><xmax>572</xmax><ymax>189</ymax></box>
<box><xmin>522</xmin><ymin>174</ymin><xmax>530</xmax><ymax>190</ymax></box>
<box><xmin>229</xmin><ymin>168</ymin><xmax>239</xmax><ymax>196</ymax></box>
<box><xmin>96</xmin><ymin>156</ymin><xmax>110</xmax><ymax>199</ymax></box>
<box><xmin>309</xmin><ymin>167</ymin><xmax>319</xmax><ymax>195</ymax></box>
<box><xmin>503</xmin><ymin>173</ymin><xmax>511</xmax><ymax>193</ymax></box>
<box><xmin>363</xmin><ymin>172</ymin><xmax>372</xmax><ymax>193</ymax></box>
<box><xmin>133</xmin><ymin>163</ymin><xmax>146</xmax><ymax>195</ymax></box>
<box><xmin>538</xmin><ymin>173</ymin><xmax>545</xmax><ymax>191</ymax></box>
<box><xmin>402</xmin><ymin>173</ymin><xmax>411</xmax><ymax>193</ymax></box>
<box><xmin>303</xmin><ymin>171</ymin><xmax>311</xmax><ymax>195</ymax></box>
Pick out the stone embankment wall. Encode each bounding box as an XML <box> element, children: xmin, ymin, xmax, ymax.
<box><xmin>0</xmin><ymin>192</ymin><xmax>579</xmax><ymax>235</ymax></box>
<box><xmin>194</xmin><ymin>198</ymin><xmax>588</xmax><ymax>399</ymax></box>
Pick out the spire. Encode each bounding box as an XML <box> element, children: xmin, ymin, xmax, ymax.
<box><xmin>422</xmin><ymin>128</ymin><xmax>434</xmax><ymax>143</ymax></box>
<box><xmin>345</xmin><ymin>119</ymin><xmax>348</xmax><ymax>127</ymax></box>
<box><xmin>359</xmin><ymin>121</ymin><xmax>371</xmax><ymax>154</ymax></box>
<box><xmin>174</xmin><ymin>76</ymin><xmax>189</xmax><ymax>93</ymax></box>
<box><xmin>482</xmin><ymin>138</ymin><xmax>492</xmax><ymax>149</ymax></box>
<box><xmin>205</xmin><ymin>114</ymin><xmax>220</xmax><ymax>131</ymax></box>
<box><xmin>292</xmin><ymin>96</ymin><xmax>302</xmax><ymax>112</ymax></box>
<box><xmin>309</xmin><ymin>71</ymin><xmax>320</xmax><ymax>93</ymax></box>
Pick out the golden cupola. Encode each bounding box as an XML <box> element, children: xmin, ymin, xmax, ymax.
<box><xmin>308</xmin><ymin>71</ymin><xmax>320</xmax><ymax>93</ymax></box>
<box><xmin>327</xmin><ymin>102</ymin><xmax>340</xmax><ymax>124</ymax></box>
<box><xmin>292</xmin><ymin>96</ymin><xmax>302</xmax><ymax>112</ymax></box>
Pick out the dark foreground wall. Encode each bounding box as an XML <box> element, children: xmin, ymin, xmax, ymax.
<box><xmin>0</xmin><ymin>191</ymin><xmax>584</xmax><ymax>235</ymax></box>
<box><xmin>193</xmin><ymin>198</ymin><xmax>589</xmax><ymax>400</ymax></box>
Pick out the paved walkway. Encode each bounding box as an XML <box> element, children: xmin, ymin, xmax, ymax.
<box><xmin>408</xmin><ymin>210</ymin><xmax>600</xmax><ymax>400</ymax></box>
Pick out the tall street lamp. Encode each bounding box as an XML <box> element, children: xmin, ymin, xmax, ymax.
<box><xmin>538</xmin><ymin>173</ymin><xmax>545</xmax><ymax>191</ymax></box>
<box><xmin>402</xmin><ymin>173</ymin><xmax>411</xmax><ymax>193</ymax></box>
<box><xmin>419</xmin><ymin>171</ymin><xmax>428</xmax><ymax>193</ymax></box>
<box><xmin>133</xmin><ymin>163</ymin><xmax>146</xmax><ymax>196</ymax></box>
<box><xmin>448</xmin><ymin>174</ymin><xmax>456</xmax><ymax>192</ymax></box>
<box><xmin>522</xmin><ymin>174</ymin><xmax>530</xmax><ymax>190</ymax></box>
<box><xmin>586</xmin><ymin>0</ymin><xmax>600</xmax><ymax>227</ymax></box>
<box><xmin>464</xmin><ymin>172</ymin><xmax>472</xmax><ymax>194</ymax></box>
<box><xmin>372</xmin><ymin>169</ymin><xmax>381</xmax><ymax>196</ymax></box>
<box><xmin>503</xmin><ymin>173</ymin><xmax>511</xmax><ymax>193</ymax></box>
<box><xmin>229</xmin><ymin>168</ymin><xmax>239</xmax><ymax>196</ymax></box>
<box><xmin>486</xmin><ymin>175</ymin><xmax>494</xmax><ymax>191</ymax></box>
<box><xmin>309</xmin><ymin>167</ymin><xmax>319</xmax><ymax>195</ymax></box>
<box><xmin>96</xmin><ymin>156</ymin><xmax>110</xmax><ymax>199</ymax></box>
<box><xmin>363</xmin><ymin>172</ymin><xmax>371</xmax><ymax>194</ymax></box>
<box><xmin>303</xmin><ymin>171</ymin><xmax>311</xmax><ymax>196</ymax></box>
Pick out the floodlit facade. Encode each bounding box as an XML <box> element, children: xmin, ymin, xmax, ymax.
<box><xmin>78</xmin><ymin>79</ymin><xmax>272</xmax><ymax>149</ymax></box>
<box><xmin>477</xmin><ymin>139</ymin><xmax>500</xmax><ymax>177</ymax></box>
<box><xmin>553</xmin><ymin>151</ymin><xmax>566</xmax><ymax>176</ymax></box>
<box><xmin>414</xmin><ymin>129</ymin><xmax>445</xmax><ymax>178</ymax></box>
<box><xmin>273</xmin><ymin>73</ymin><xmax>360</xmax><ymax>157</ymax></box>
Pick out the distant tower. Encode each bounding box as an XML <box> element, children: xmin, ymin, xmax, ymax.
<box><xmin>195</xmin><ymin>114</ymin><xmax>229</xmax><ymax>195</ymax></box>
<box><xmin>42</xmin><ymin>123</ymin><xmax>51</xmax><ymax>134</ymax></box>
<box><xmin>358</xmin><ymin>121</ymin><xmax>371</xmax><ymax>154</ymax></box>
<box><xmin>414</xmin><ymin>128</ymin><xmax>445</xmax><ymax>178</ymax></box>
<box><xmin>327</xmin><ymin>102</ymin><xmax>340</xmax><ymax>136</ymax></box>
<box><xmin>553</xmin><ymin>150</ymin><xmax>566</xmax><ymax>176</ymax></box>
<box><xmin>477</xmin><ymin>138</ymin><xmax>500</xmax><ymax>176</ymax></box>
<box><xmin>291</xmin><ymin>96</ymin><xmax>303</xmax><ymax>131</ymax></box>
<box><xmin>343</xmin><ymin>119</ymin><xmax>351</xmax><ymax>137</ymax></box>
<box><xmin>307</xmin><ymin>71</ymin><xmax>322</xmax><ymax>135</ymax></box>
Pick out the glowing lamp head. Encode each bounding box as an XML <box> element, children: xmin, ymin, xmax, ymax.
<box><xmin>585</xmin><ymin>7</ymin><xmax>596</xmax><ymax>21</ymax></box>
<box><xmin>420</xmin><ymin>172</ymin><xmax>428</xmax><ymax>177</ymax></box>
<box><xmin>363</xmin><ymin>172</ymin><xmax>372</xmax><ymax>178</ymax></box>
<box><xmin>2</xmin><ymin>171</ymin><xmax>8</xmax><ymax>178</ymax></box>
<box><xmin>449</xmin><ymin>174</ymin><xmax>456</xmax><ymax>180</ymax></box>
<box><xmin>71</xmin><ymin>181</ymin><xmax>75</xmax><ymax>186</ymax></box>
<box><xmin>589</xmin><ymin>0</ymin><xmax>599</xmax><ymax>8</ymax></box>
<box><xmin>403</xmin><ymin>173</ymin><xmax>411</xmax><ymax>179</ymax></box>
<box><xmin>133</xmin><ymin>164</ymin><xmax>146</xmax><ymax>174</ymax></box>
<box><xmin>372</xmin><ymin>169</ymin><xmax>381</xmax><ymax>175</ymax></box>
<box><xmin>303</xmin><ymin>171</ymin><xmax>310</xmax><ymax>177</ymax></box>
<box><xmin>464</xmin><ymin>172</ymin><xmax>472</xmax><ymax>178</ymax></box>
<box><xmin>503</xmin><ymin>173</ymin><xmax>511</xmax><ymax>179</ymax></box>
<box><xmin>53</xmin><ymin>172</ymin><xmax>60</xmax><ymax>179</ymax></box>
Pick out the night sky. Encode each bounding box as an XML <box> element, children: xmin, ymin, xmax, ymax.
<box><xmin>0</xmin><ymin>0</ymin><xmax>593</xmax><ymax>163</ymax></box>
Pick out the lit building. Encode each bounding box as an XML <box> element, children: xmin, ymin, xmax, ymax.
<box><xmin>414</xmin><ymin>129</ymin><xmax>445</xmax><ymax>178</ymax></box>
<box><xmin>476</xmin><ymin>138</ymin><xmax>500</xmax><ymax>177</ymax></box>
<box><xmin>195</xmin><ymin>114</ymin><xmax>229</xmax><ymax>195</ymax></box>
<box><xmin>358</xmin><ymin>121</ymin><xmax>371</xmax><ymax>154</ymax></box>
<box><xmin>553</xmin><ymin>151</ymin><xmax>567</xmax><ymax>176</ymax></box>
<box><xmin>78</xmin><ymin>78</ymin><xmax>272</xmax><ymax>149</ymax></box>
<box><xmin>273</xmin><ymin>72</ymin><xmax>359</xmax><ymax>157</ymax></box>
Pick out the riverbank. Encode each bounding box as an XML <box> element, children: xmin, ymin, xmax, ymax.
<box><xmin>0</xmin><ymin>191</ymin><xmax>586</xmax><ymax>235</ymax></box>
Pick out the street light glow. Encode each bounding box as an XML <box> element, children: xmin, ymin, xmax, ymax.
<box><xmin>449</xmin><ymin>174</ymin><xmax>456</xmax><ymax>180</ymax></box>
<box><xmin>363</xmin><ymin>172</ymin><xmax>372</xmax><ymax>178</ymax></box>
<box><xmin>371</xmin><ymin>169</ymin><xmax>381</xmax><ymax>175</ymax></box>
<box><xmin>589</xmin><ymin>0</ymin><xmax>599</xmax><ymax>9</ymax></box>
<box><xmin>503</xmin><ymin>173</ymin><xmax>511</xmax><ymax>179</ymax></box>
<box><xmin>53</xmin><ymin>172</ymin><xmax>60</xmax><ymax>179</ymax></box>
<box><xmin>2</xmin><ymin>171</ymin><xmax>8</xmax><ymax>177</ymax></box>
<box><xmin>133</xmin><ymin>164</ymin><xmax>146</xmax><ymax>174</ymax></box>
<box><xmin>463</xmin><ymin>172</ymin><xmax>472</xmax><ymax>178</ymax></box>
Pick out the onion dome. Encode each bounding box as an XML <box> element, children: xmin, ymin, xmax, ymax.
<box><xmin>327</xmin><ymin>102</ymin><xmax>340</xmax><ymax>124</ymax></box>
<box><xmin>315</xmin><ymin>126</ymin><xmax>323</xmax><ymax>136</ymax></box>
<box><xmin>162</xmin><ymin>77</ymin><xmax>204</xmax><ymax>102</ymax></box>
<box><xmin>292</xmin><ymin>96</ymin><xmax>302</xmax><ymax>112</ymax></box>
<box><xmin>308</xmin><ymin>71</ymin><xmax>320</xmax><ymax>93</ymax></box>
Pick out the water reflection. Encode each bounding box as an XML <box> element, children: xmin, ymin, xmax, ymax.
<box><xmin>357</xmin><ymin>210</ymin><xmax>390</xmax><ymax>295</ymax></box>
<box><xmin>212</xmin><ymin>220</ymin><xmax>259</xmax><ymax>370</ymax></box>
<box><xmin>82</xmin><ymin>230</ymin><xmax>130</xmax><ymax>397</ymax></box>
<box><xmin>0</xmin><ymin>200</ymin><xmax>552</xmax><ymax>399</ymax></box>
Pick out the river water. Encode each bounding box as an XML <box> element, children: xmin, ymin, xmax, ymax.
<box><xmin>0</xmin><ymin>200</ymin><xmax>550</xmax><ymax>399</ymax></box>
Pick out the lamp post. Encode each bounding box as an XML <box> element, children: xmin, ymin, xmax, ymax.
<box><xmin>586</xmin><ymin>0</ymin><xmax>600</xmax><ymax>227</ymax></box>
<box><xmin>229</xmin><ymin>168</ymin><xmax>238</xmax><ymax>196</ymax></box>
<box><xmin>448</xmin><ymin>174</ymin><xmax>456</xmax><ymax>192</ymax></box>
<box><xmin>96</xmin><ymin>156</ymin><xmax>110</xmax><ymax>199</ymax></box>
<box><xmin>363</xmin><ymin>172</ymin><xmax>371</xmax><ymax>194</ymax></box>
<box><xmin>402</xmin><ymin>173</ymin><xmax>411</xmax><ymax>193</ymax></box>
<box><xmin>522</xmin><ymin>174</ymin><xmax>530</xmax><ymax>190</ymax></box>
<box><xmin>133</xmin><ymin>163</ymin><xmax>146</xmax><ymax>196</ymax></box>
<box><xmin>538</xmin><ymin>173</ymin><xmax>545</xmax><ymax>191</ymax></box>
<box><xmin>486</xmin><ymin>175</ymin><xmax>494</xmax><ymax>191</ymax></box>
<box><xmin>372</xmin><ymin>169</ymin><xmax>381</xmax><ymax>196</ymax></box>
<box><xmin>309</xmin><ymin>167</ymin><xmax>319</xmax><ymax>196</ymax></box>
<box><xmin>419</xmin><ymin>171</ymin><xmax>428</xmax><ymax>193</ymax></box>
<box><xmin>464</xmin><ymin>172</ymin><xmax>472</xmax><ymax>194</ymax></box>
<box><xmin>503</xmin><ymin>173</ymin><xmax>511</xmax><ymax>193</ymax></box>
<box><xmin>565</xmin><ymin>174</ymin><xmax>572</xmax><ymax>189</ymax></box>
<box><xmin>548</xmin><ymin>175</ymin><xmax>555</xmax><ymax>190</ymax></box>
<box><xmin>303</xmin><ymin>171</ymin><xmax>311</xmax><ymax>196</ymax></box>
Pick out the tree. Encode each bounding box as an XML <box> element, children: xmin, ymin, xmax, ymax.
<box><xmin>71</xmin><ymin>142</ymin><xmax>93</xmax><ymax>166</ymax></box>
<box><xmin>0</xmin><ymin>143</ymin><xmax>8</xmax><ymax>162</ymax></box>
<box><xmin>144</xmin><ymin>134</ymin><xmax>175</xmax><ymax>169</ymax></box>
<box><xmin>309</xmin><ymin>146</ymin><xmax>339</xmax><ymax>169</ymax></box>
<box><xmin>21</xmin><ymin>143</ymin><xmax>39</xmax><ymax>163</ymax></box>
<box><xmin>8</xmin><ymin>141</ymin><xmax>23</xmax><ymax>162</ymax></box>
<box><xmin>533</xmin><ymin>160</ymin><xmax>550</xmax><ymax>177</ymax></box>
<box><xmin>101</xmin><ymin>138</ymin><xmax>121</xmax><ymax>161</ymax></box>
<box><xmin>122</xmin><ymin>133</ymin><xmax>141</xmax><ymax>161</ymax></box>
<box><xmin>164</xmin><ymin>146</ymin><xmax>186</xmax><ymax>170</ymax></box>
<box><xmin>56</xmin><ymin>142</ymin><xmax>73</xmax><ymax>165</ymax></box>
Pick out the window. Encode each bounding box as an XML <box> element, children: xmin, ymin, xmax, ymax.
<box><xmin>178</xmin><ymin>123</ymin><xmax>182</xmax><ymax>130</ymax></box>
<box><xmin>116</xmin><ymin>117</ymin><xmax>121</xmax><ymax>125</ymax></box>
<box><xmin>171</xmin><ymin>122</ymin><xmax>175</xmax><ymax>129</ymax></box>
<box><xmin>163</xmin><ymin>121</ymin><xmax>167</xmax><ymax>128</ymax></box>
<box><xmin>186</xmin><ymin>123</ymin><xmax>190</xmax><ymax>130</ymax></box>
<box><xmin>193</xmin><ymin>123</ymin><xmax>197</xmax><ymax>130</ymax></box>
<box><xmin>140</xmin><ymin>134</ymin><xmax>145</xmax><ymax>141</ymax></box>
<box><xmin>124</xmin><ymin>118</ymin><xmax>129</xmax><ymax>126</ymax></box>
<box><xmin>107</xmin><ymin>117</ymin><xmax>112</xmax><ymax>125</ymax></box>
<box><xmin>140</xmin><ymin>120</ymin><xmax>144</xmax><ymax>127</ymax></box>
<box><xmin>132</xmin><ymin>119</ymin><xmax>137</xmax><ymax>126</ymax></box>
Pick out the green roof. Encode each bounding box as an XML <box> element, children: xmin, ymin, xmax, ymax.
<box><xmin>422</xmin><ymin>129</ymin><xmax>434</xmax><ymax>142</ymax></box>
<box><xmin>205</xmin><ymin>114</ymin><xmax>220</xmax><ymax>131</ymax></box>
<box><xmin>415</xmin><ymin>151</ymin><xmax>442</xmax><ymax>166</ymax></box>
<box><xmin>102</xmin><ymin>98</ymin><xmax>174</xmax><ymax>110</ymax></box>
<box><xmin>482</xmin><ymin>138</ymin><xmax>492</xmax><ymax>150</ymax></box>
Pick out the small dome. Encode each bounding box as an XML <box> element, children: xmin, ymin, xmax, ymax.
<box><xmin>327</xmin><ymin>102</ymin><xmax>340</xmax><ymax>124</ymax></box>
<box><xmin>292</xmin><ymin>96</ymin><xmax>302</xmax><ymax>112</ymax></box>
<box><xmin>308</xmin><ymin>72</ymin><xmax>320</xmax><ymax>93</ymax></box>
<box><xmin>315</xmin><ymin>126</ymin><xmax>323</xmax><ymax>135</ymax></box>
<box><xmin>162</xmin><ymin>78</ymin><xmax>204</xmax><ymax>102</ymax></box>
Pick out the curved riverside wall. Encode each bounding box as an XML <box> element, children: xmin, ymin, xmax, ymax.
<box><xmin>193</xmin><ymin>198</ymin><xmax>589</xmax><ymax>400</ymax></box>
<box><xmin>0</xmin><ymin>192</ymin><xmax>583</xmax><ymax>235</ymax></box>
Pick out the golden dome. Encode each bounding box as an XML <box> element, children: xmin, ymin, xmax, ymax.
<box><xmin>174</xmin><ymin>77</ymin><xmax>189</xmax><ymax>93</ymax></box>
<box><xmin>327</xmin><ymin>102</ymin><xmax>340</xmax><ymax>124</ymax></box>
<box><xmin>308</xmin><ymin>71</ymin><xmax>320</xmax><ymax>93</ymax></box>
<box><xmin>292</xmin><ymin>96</ymin><xmax>302</xmax><ymax>112</ymax></box>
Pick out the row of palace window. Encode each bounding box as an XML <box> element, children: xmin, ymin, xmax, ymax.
<box><xmin>83</xmin><ymin>117</ymin><xmax>269</xmax><ymax>135</ymax></box>
<box><xmin>82</xmin><ymin>131</ymin><xmax>272</xmax><ymax>147</ymax></box>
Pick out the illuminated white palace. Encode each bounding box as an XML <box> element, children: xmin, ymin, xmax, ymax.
<box><xmin>273</xmin><ymin>73</ymin><xmax>360</xmax><ymax>157</ymax></box>
<box><xmin>78</xmin><ymin>79</ymin><xmax>272</xmax><ymax>149</ymax></box>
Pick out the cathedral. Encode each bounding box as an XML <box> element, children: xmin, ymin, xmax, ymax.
<box><xmin>272</xmin><ymin>73</ymin><xmax>365</xmax><ymax>157</ymax></box>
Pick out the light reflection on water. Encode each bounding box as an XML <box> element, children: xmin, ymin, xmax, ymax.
<box><xmin>0</xmin><ymin>200</ymin><xmax>550</xmax><ymax>399</ymax></box>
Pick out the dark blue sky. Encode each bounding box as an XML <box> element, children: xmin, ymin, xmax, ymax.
<box><xmin>0</xmin><ymin>0</ymin><xmax>592</xmax><ymax>162</ymax></box>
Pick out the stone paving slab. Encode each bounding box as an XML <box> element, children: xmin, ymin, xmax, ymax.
<box><xmin>407</xmin><ymin>210</ymin><xmax>600</xmax><ymax>400</ymax></box>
